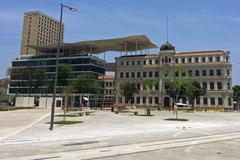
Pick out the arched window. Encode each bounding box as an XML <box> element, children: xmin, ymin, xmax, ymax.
<box><xmin>217</xmin><ymin>82</ymin><xmax>222</xmax><ymax>90</ymax></box>
<box><xmin>210</xmin><ymin>82</ymin><xmax>215</xmax><ymax>90</ymax></box>
<box><xmin>202</xmin><ymin>82</ymin><xmax>207</xmax><ymax>89</ymax></box>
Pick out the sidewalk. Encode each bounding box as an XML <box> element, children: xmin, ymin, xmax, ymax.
<box><xmin>0</xmin><ymin>108</ymin><xmax>51</xmax><ymax>142</ymax></box>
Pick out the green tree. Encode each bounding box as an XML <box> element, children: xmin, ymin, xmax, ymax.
<box><xmin>233</xmin><ymin>85</ymin><xmax>240</xmax><ymax>103</ymax></box>
<box><xmin>186</xmin><ymin>81</ymin><xmax>206</xmax><ymax>110</ymax></box>
<box><xmin>165</xmin><ymin>79</ymin><xmax>188</xmax><ymax>104</ymax></box>
<box><xmin>119</xmin><ymin>81</ymin><xmax>139</xmax><ymax>104</ymax></box>
<box><xmin>34</xmin><ymin>68</ymin><xmax>47</xmax><ymax>96</ymax></box>
<box><xmin>165</xmin><ymin>78</ymin><xmax>188</xmax><ymax>119</ymax></box>
<box><xmin>71</xmin><ymin>73</ymin><xmax>102</xmax><ymax>108</ymax></box>
<box><xmin>58</xmin><ymin>64</ymin><xmax>71</xmax><ymax>88</ymax></box>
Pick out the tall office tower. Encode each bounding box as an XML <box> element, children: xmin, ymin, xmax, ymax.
<box><xmin>20</xmin><ymin>11</ymin><xmax>64</xmax><ymax>56</ymax></box>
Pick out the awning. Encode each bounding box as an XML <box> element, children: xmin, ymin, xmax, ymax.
<box><xmin>28</xmin><ymin>35</ymin><xmax>158</xmax><ymax>54</ymax></box>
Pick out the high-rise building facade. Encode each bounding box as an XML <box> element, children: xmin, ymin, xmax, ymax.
<box><xmin>115</xmin><ymin>42</ymin><xmax>233</xmax><ymax>111</ymax></box>
<box><xmin>20</xmin><ymin>11</ymin><xmax>64</xmax><ymax>56</ymax></box>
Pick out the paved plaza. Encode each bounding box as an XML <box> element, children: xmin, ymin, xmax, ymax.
<box><xmin>0</xmin><ymin>109</ymin><xmax>240</xmax><ymax>160</ymax></box>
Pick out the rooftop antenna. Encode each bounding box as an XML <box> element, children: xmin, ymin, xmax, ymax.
<box><xmin>166</xmin><ymin>16</ymin><xmax>169</xmax><ymax>42</ymax></box>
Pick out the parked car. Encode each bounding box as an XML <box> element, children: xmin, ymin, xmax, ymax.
<box><xmin>174</xmin><ymin>103</ymin><xmax>191</xmax><ymax>110</ymax></box>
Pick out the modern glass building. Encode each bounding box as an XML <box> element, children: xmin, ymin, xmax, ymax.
<box><xmin>8</xmin><ymin>35</ymin><xmax>156</xmax><ymax>107</ymax></box>
<box><xmin>9</xmin><ymin>55</ymin><xmax>105</xmax><ymax>95</ymax></box>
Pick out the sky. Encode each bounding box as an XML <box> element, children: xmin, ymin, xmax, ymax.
<box><xmin>0</xmin><ymin>0</ymin><xmax>239</xmax><ymax>84</ymax></box>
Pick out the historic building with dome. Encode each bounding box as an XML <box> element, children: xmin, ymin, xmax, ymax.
<box><xmin>115</xmin><ymin>41</ymin><xmax>233</xmax><ymax>111</ymax></box>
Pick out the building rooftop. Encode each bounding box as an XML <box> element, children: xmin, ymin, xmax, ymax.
<box><xmin>98</xmin><ymin>75</ymin><xmax>114</xmax><ymax>79</ymax></box>
<box><xmin>24</xmin><ymin>11</ymin><xmax>61</xmax><ymax>23</ymax></box>
<box><xmin>29</xmin><ymin>35</ymin><xmax>158</xmax><ymax>54</ymax></box>
<box><xmin>176</xmin><ymin>50</ymin><xmax>226</xmax><ymax>55</ymax></box>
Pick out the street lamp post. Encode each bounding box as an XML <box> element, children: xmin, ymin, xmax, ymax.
<box><xmin>50</xmin><ymin>3</ymin><xmax>77</xmax><ymax>131</ymax></box>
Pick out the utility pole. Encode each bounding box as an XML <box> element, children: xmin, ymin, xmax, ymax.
<box><xmin>49</xmin><ymin>3</ymin><xmax>77</xmax><ymax>131</ymax></box>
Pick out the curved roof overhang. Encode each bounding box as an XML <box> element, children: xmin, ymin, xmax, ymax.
<box><xmin>28</xmin><ymin>35</ymin><xmax>158</xmax><ymax>54</ymax></box>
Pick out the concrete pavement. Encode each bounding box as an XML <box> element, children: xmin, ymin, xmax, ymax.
<box><xmin>1</xmin><ymin>109</ymin><xmax>240</xmax><ymax>159</ymax></box>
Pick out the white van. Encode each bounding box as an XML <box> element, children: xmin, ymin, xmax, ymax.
<box><xmin>174</xmin><ymin>103</ymin><xmax>191</xmax><ymax>110</ymax></box>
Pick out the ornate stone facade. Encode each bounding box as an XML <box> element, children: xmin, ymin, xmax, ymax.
<box><xmin>115</xmin><ymin>42</ymin><xmax>233</xmax><ymax>110</ymax></box>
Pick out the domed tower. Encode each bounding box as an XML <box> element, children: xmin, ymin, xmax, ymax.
<box><xmin>159</xmin><ymin>41</ymin><xmax>175</xmax><ymax>64</ymax></box>
<box><xmin>160</xmin><ymin>41</ymin><xmax>175</xmax><ymax>52</ymax></box>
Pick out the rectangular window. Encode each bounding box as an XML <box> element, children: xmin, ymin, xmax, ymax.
<box><xmin>131</xmin><ymin>97</ymin><xmax>134</xmax><ymax>104</ymax></box>
<box><xmin>131</xmin><ymin>72</ymin><xmax>135</xmax><ymax>78</ymax></box>
<box><xmin>137</xmin><ymin>72</ymin><xmax>141</xmax><ymax>78</ymax></box>
<box><xmin>195</xmin><ymin>57</ymin><xmax>199</xmax><ymax>63</ymax></box>
<box><xmin>202</xmin><ymin>70</ymin><xmax>207</xmax><ymax>76</ymax></box>
<box><xmin>143</xmin><ymin>97</ymin><xmax>146</xmax><ymax>104</ymax></box>
<box><xmin>126</xmin><ymin>72</ymin><xmax>129</xmax><ymax>78</ymax></box>
<box><xmin>175</xmin><ymin>71</ymin><xmax>179</xmax><ymax>77</ymax></box>
<box><xmin>126</xmin><ymin>61</ymin><xmax>129</xmax><ymax>66</ymax></box>
<box><xmin>175</xmin><ymin>59</ymin><xmax>178</xmax><ymax>63</ymax></box>
<box><xmin>216</xmin><ymin>57</ymin><xmax>220</xmax><ymax>62</ymax></box>
<box><xmin>218</xmin><ymin>98</ymin><xmax>223</xmax><ymax>105</ymax></box>
<box><xmin>155</xmin><ymin>60</ymin><xmax>159</xmax><ymax>64</ymax></box>
<box><xmin>188</xmin><ymin>58</ymin><xmax>192</xmax><ymax>63</ymax></box>
<box><xmin>143</xmin><ymin>61</ymin><xmax>146</xmax><ymax>65</ymax></box>
<box><xmin>143</xmin><ymin>72</ymin><xmax>146</xmax><ymax>77</ymax></box>
<box><xmin>182</xmin><ymin>58</ymin><xmax>185</xmax><ymax>63</ymax></box>
<box><xmin>209</xmin><ymin>69</ymin><xmax>214</xmax><ymax>76</ymax></box>
<box><xmin>120</xmin><ymin>61</ymin><xmax>123</xmax><ymax>66</ymax></box>
<box><xmin>132</xmin><ymin>61</ymin><xmax>135</xmax><ymax>65</ymax></box>
<box><xmin>196</xmin><ymin>97</ymin><xmax>200</xmax><ymax>105</ymax></box>
<box><xmin>228</xmin><ymin>98</ymin><xmax>232</xmax><ymax>105</ymax></box>
<box><xmin>155</xmin><ymin>97</ymin><xmax>159</xmax><ymax>104</ymax></box>
<box><xmin>182</xmin><ymin>72</ymin><xmax>186</xmax><ymax>77</ymax></box>
<box><xmin>138</xmin><ymin>61</ymin><xmax>141</xmax><ymax>65</ymax></box>
<box><xmin>202</xmin><ymin>57</ymin><xmax>206</xmax><ymax>62</ymax></box>
<box><xmin>203</xmin><ymin>97</ymin><xmax>208</xmax><ymax>105</ymax></box>
<box><xmin>210</xmin><ymin>97</ymin><xmax>215</xmax><ymax>105</ymax></box>
<box><xmin>120</xmin><ymin>72</ymin><xmax>124</xmax><ymax>78</ymax></box>
<box><xmin>155</xmin><ymin>83</ymin><xmax>159</xmax><ymax>90</ymax></box>
<box><xmin>188</xmin><ymin>70</ymin><xmax>193</xmax><ymax>76</ymax></box>
<box><xmin>209</xmin><ymin>57</ymin><xmax>213</xmax><ymax>62</ymax></box>
<box><xmin>195</xmin><ymin>70</ymin><xmax>200</xmax><ymax>76</ymax></box>
<box><xmin>216</xmin><ymin>69</ymin><xmax>222</xmax><ymax>76</ymax></box>
<box><xmin>137</xmin><ymin>97</ymin><xmax>140</xmax><ymax>104</ymax></box>
<box><xmin>149</xmin><ymin>71</ymin><xmax>152</xmax><ymax>77</ymax></box>
<box><xmin>149</xmin><ymin>97</ymin><xmax>152</xmax><ymax>104</ymax></box>
<box><xmin>149</xmin><ymin>60</ymin><xmax>152</xmax><ymax>65</ymax></box>
<box><xmin>137</xmin><ymin>83</ymin><xmax>141</xmax><ymax>90</ymax></box>
<box><xmin>155</xmin><ymin>71</ymin><xmax>159</xmax><ymax>77</ymax></box>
